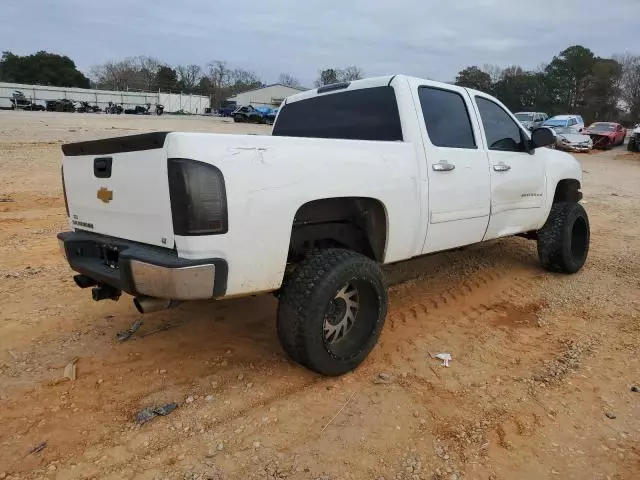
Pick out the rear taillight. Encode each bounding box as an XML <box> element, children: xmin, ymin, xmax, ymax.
<box><xmin>167</xmin><ymin>158</ymin><xmax>228</xmax><ymax>235</ymax></box>
<box><xmin>61</xmin><ymin>165</ymin><xmax>69</xmax><ymax>217</ymax></box>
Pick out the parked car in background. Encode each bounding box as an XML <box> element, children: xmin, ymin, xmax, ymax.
<box><xmin>233</xmin><ymin>105</ymin><xmax>276</xmax><ymax>124</ymax></box>
<box><xmin>46</xmin><ymin>99</ymin><xmax>75</xmax><ymax>112</ymax></box>
<box><xmin>582</xmin><ymin>122</ymin><xmax>626</xmax><ymax>149</ymax></box>
<box><xmin>551</xmin><ymin>127</ymin><xmax>593</xmax><ymax>152</ymax></box>
<box><xmin>627</xmin><ymin>124</ymin><xmax>640</xmax><ymax>152</ymax></box>
<box><xmin>515</xmin><ymin>112</ymin><xmax>548</xmax><ymax>130</ymax></box>
<box><xmin>543</xmin><ymin>115</ymin><xmax>585</xmax><ymax>132</ymax></box>
<box><xmin>10</xmin><ymin>91</ymin><xmax>45</xmax><ymax>111</ymax></box>
<box><xmin>217</xmin><ymin>104</ymin><xmax>237</xmax><ymax>117</ymax></box>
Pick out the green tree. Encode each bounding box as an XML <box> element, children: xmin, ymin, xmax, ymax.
<box><xmin>545</xmin><ymin>45</ymin><xmax>596</xmax><ymax>112</ymax></box>
<box><xmin>154</xmin><ymin>65</ymin><xmax>178</xmax><ymax>91</ymax></box>
<box><xmin>454</xmin><ymin>66</ymin><xmax>493</xmax><ymax>92</ymax></box>
<box><xmin>0</xmin><ymin>51</ymin><xmax>89</xmax><ymax>88</ymax></box>
<box><xmin>315</xmin><ymin>68</ymin><xmax>339</xmax><ymax>87</ymax></box>
<box><xmin>581</xmin><ymin>58</ymin><xmax>622</xmax><ymax>122</ymax></box>
<box><xmin>314</xmin><ymin>66</ymin><xmax>364</xmax><ymax>87</ymax></box>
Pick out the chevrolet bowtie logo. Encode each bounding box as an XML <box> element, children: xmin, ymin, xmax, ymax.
<box><xmin>97</xmin><ymin>187</ymin><xmax>113</xmax><ymax>203</ymax></box>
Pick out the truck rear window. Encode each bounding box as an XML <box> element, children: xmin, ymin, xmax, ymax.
<box><xmin>272</xmin><ymin>86</ymin><xmax>403</xmax><ymax>141</ymax></box>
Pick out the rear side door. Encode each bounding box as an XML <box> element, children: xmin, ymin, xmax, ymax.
<box><xmin>471</xmin><ymin>93</ymin><xmax>546</xmax><ymax>240</ymax></box>
<box><xmin>407</xmin><ymin>80</ymin><xmax>491</xmax><ymax>254</ymax></box>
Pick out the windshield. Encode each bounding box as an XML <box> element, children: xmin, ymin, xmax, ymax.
<box><xmin>515</xmin><ymin>113</ymin><xmax>534</xmax><ymax>121</ymax></box>
<box><xmin>588</xmin><ymin>123</ymin><xmax>615</xmax><ymax>132</ymax></box>
<box><xmin>544</xmin><ymin>119</ymin><xmax>568</xmax><ymax>127</ymax></box>
<box><xmin>554</xmin><ymin>127</ymin><xmax>579</xmax><ymax>135</ymax></box>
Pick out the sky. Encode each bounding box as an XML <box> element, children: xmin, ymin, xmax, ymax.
<box><xmin>2</xmin><ymin>0</ymin><xmax>638</xmax><ymax>87</ymax></box>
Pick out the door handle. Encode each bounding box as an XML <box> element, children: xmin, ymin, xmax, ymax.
<box><xmin>493</xmin><ymin>162</ymin><xmax>511</xmax><ymax>172</ymax></box>
<box><xmin>432</xmin><ymin>160</ymin><xmax>455</xmax><ymax>172</ymax></box>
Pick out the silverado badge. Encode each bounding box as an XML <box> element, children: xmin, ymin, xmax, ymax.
<box><xmin>97</xmin><ymin>187</ymin><xmax>113</xmax><ymax>203</ymax></box>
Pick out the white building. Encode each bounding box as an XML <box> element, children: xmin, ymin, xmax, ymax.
<box><xmin>227</xmin><ymin>84</ymin><xmax>307</xmax><ymax>108</ymax></box>
<box><xmin>0</xmin><ymin>82</ymin><xmax>210</xmax><ymax>114</ymax></box>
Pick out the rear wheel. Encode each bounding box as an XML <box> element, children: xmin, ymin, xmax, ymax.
<box><xmin>277</xmin><ymin>249</ymin><xmax>388</xmax><ymax>376</ymax></box>
<box><xmin>537</xmin><ymin>202</ymin><xmax>589</xmax><ymax>274</ymax></box>
<box><xmin>628</xmin><ymin>138</ymin><xmax>636</xmax><ymax>152</ymax></box>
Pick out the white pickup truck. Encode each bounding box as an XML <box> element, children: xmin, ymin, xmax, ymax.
<box><xmin>58</xmin><ymin>75</ymin><xmax>589</xmax><ymax>376</ymax></box>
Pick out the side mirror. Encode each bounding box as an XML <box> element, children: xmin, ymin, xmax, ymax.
<box><xmin>531</xmin><ymin>127</ymin><xmax>555</xmax><ymax>149</ymax></box>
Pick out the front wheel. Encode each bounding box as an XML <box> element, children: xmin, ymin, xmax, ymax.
<box><xmin>277</xmin><ymin>249</ymin><xmax>388</xmax><ymax>376</ymax></box>
<box><xmin>537</xmin><ymin>202</ymin><xmax>589</xmax><ymax>273</ymax></box>
<box><xmin>628</xmin><ymin>139</ymin><xmax>636</xmax><ymax>152</ymax></box>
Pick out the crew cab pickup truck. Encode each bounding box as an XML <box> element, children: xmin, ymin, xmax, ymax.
<box><xmin>58</xmin><ymin>75</ymin><xmax>590</xmax><ymax>376</ymax></box>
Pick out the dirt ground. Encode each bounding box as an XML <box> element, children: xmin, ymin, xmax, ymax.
<box><xmin>0</xmin><ymin>111</ymin><xmax>638</xmax><ymax>480</ymax></box>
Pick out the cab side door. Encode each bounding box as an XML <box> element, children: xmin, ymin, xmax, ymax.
<box><xmin>471</xmin><ymin>93</ymin><xmax>547</xmax><ymax>240</ymax></box>
<box><xmin>407</xmin><ymin>80</ymin><xmax>491</xmax><ymax>254</ymax></box>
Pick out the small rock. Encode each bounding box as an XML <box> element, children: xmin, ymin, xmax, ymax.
<box><xmin>373</xmin><ymin>372</ymin><xmax>392</xmax><ymax>384</ymax></box>
<box><xmin>246</xmin><ymin>382</ymin><xmax>253</xmax><ymax>389</ymax></box>
<box><xmin>159</xmin><ymin>369</ymin><xmax>167</xmax><ymax>374</ymax></box>
<box><xmin>253</xmin><ymin>441</ymin><xmax>261</xmax><ymax>448</ymax></box>
<box><xmin>47</xmin><ymin>464</ymin><xmax>56</xmax><ymax>472</ymax></box>
<box><xmin>217</xmin><ymin>442</ymin><xmax>224</xmax><ymax>451</ymax></box>
<box><xmin>0</xmin><ymin>472</ymin><xmax>6</xmax><ymax>479</ymax></box>
<box><xmin>185</xmin><ymin>396</ymin><xmax>195</xmax><ymax>404</ymax></box>
<box><xmin>631</xmin><ymin>386</ymin><xmax>639</xmax><ymax>393</ymax></box>
<box><xmin>605</xmin><ymin>412</ymin><xmax>617</xmax><ymax>419</ymax></box>
<box><xmin>205</xmin><ymin>395</ymin><xmax>215</xmax><ymax>401</ymax></box>
<box><xmin>238</xmin><ymin>373</ymin><xmax>244</xmax><ymax>381</ymax></box>
<box><xmin>96</xmin><ymin>379</ymin><xmax>103</xmax><ymax>385</ymax></box>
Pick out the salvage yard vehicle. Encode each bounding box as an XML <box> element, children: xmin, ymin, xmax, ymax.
<box><xmin>46</xmin><ymin>99</ymin><xmax>76</xmax><ymax>112</ymax></box>
<box><xmin>232</xmin><ymin>105</ymin><xmax>275</xmax><ymax>124</ymax></box>
<box><xmin>515</xmin><ymin>112</ymin><xmax>548</xmax><ymax>130</ymax></box>
<box><xmin>628</xmin><ymin>124</ymin><xmax>640</xmax><ymax>152</ymax></box>
<box><xmin>57</xmin><ymin>75</ymin><xmax>590</xmax><ymax>376</ymax></box>
<box><xmin>76</xmin><ymin>101</ymin><xmax>101</xmax><ymax>113</ymax></box>
<box><xmin>551</xmin><ymin>127</ymin><xmax>593</xmax><ymax>152</ymax></box>
<box><xmin>10</xmin><ymin>90</ymin><xmax>44</xmax><ymax>111</ymax></box>
<box><xmin>543</xmin><ymin>114</ymin><xmax>585</xmax><ymax>132</ymax></box>
<box><xmin>583</xmin><ymin>122</ymin><xmax>626</xmax><ymax>149</ymax></box>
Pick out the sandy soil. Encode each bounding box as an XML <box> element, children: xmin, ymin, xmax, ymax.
<box><xmin>0</xmin><ymin>111</ymin><xmax>638</xmax><ymax>480</ymax></box>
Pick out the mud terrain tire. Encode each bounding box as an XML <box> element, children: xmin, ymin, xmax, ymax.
<box><xmin>537</xmin><ymin>202</ymin><xmax>590</xmax><ymax>274</ymax></box>
<box><xmin>277</xmin><ymin>249</ymin><xmax>387</xmax><ymax>376</ymax></box>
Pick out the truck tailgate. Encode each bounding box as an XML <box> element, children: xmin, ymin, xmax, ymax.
<box><xmin>62</xmin><ymin>133</ymin><xmax>174</xmax><ymax>248</ymax></box>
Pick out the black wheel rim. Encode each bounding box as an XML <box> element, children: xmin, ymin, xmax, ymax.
<box><xmin>322</xmin><ymin>279</ymin><xmax>379</xmax><ymax>360</ymax></box>
<box><xmin>570</xmin><ymin>216</ymin><xmax>588</xmax><ymax>262</ymax></box>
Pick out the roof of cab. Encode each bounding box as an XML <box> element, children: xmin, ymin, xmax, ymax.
<box><xmin>283</xmin><ymin>75</ymin><xmax>397</xmax><ymax>104</ymax></box>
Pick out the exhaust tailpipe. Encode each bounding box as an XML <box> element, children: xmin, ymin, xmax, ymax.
<box><xmin>133</xmin><ymin>296</ymin><xmax>181</xmax><ymax>314</ymax></box>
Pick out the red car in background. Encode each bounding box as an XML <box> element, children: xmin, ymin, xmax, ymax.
<box><xmin>583</xmin><ymin>122</ymin><xmax>626</xmax><ymax>149</ymax></box>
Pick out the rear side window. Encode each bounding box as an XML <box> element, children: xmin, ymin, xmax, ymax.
<box><xmin>272</xmin><ymin>86</ymin><xmax>403</xmax><ymax>141</ymax></box>
<box><xmin>418</xmin><ymin>87</ymin><xmax>476</xmax><ymax>149</ymax></box>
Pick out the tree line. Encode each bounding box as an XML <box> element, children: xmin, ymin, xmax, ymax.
<box><xmin>2</xmin><ymin>47</ymin><xmax>639</xmax><ymax>121</ymax></box>
<box><xmin>454</xmin><ymin>45</ymin><xmax>640</xmax><ymax>124</ymax></box>
<box><xmin>0</xmin><ymin>50</ymin><xmax>363</xmax><ymax>109</ymax></box>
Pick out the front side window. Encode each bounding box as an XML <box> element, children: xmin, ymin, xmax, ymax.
<box><xmin>475</xmin><ymin>97</ymin><xmax>526</xmax><ymax>152</ymax></box>
<box><xmin>418</xmin><ymin>87</ymin><xmax>476</xmax><ymax>149</ymax></box>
